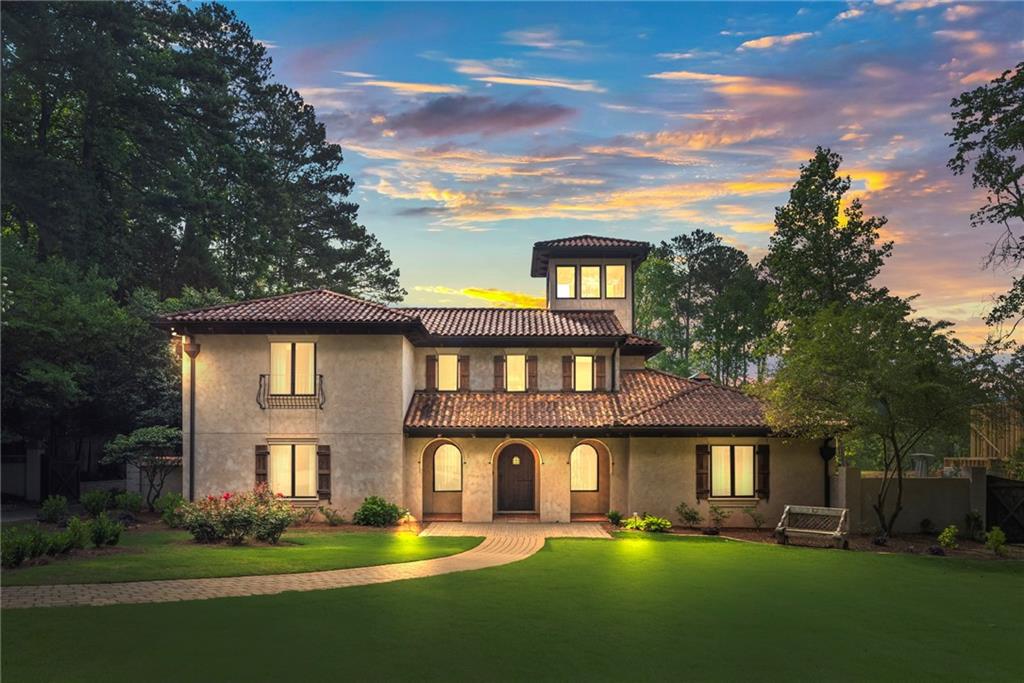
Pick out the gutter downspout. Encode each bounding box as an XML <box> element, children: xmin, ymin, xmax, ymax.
<box><xmin>183</xmin><ymin>337</ymin><xmax>201</xmax><ymax>501</ymax></box>
<box><xmin>820</xmin><ymin>437</ymin><xmax>837</xmax><ymax>507</ymax></box>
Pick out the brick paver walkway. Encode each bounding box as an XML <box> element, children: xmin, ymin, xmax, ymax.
<box><xmin>0</xmin><ymin>522</ymin><xmax>609</xmax><ymax>610</ymax></box>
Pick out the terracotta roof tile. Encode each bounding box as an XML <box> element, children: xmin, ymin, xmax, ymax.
<box><xmin>533</xmin><ymin>234</ymin><xmax>651</xmax><ymax>249</ymax></box>
<box><xmin>403</xmin><ymin>307</ymin><xmax>626</xmax><ymax>338</ymax></box>
<box><xmin>159</xmin><ymin>289</ymin><xmax>416</xmax><ymax>325</ymax></box>
<box><xmin>405</xmin><ymin>368</ymin><xmax>767</xmax><ymax>432</ymax></box>
<box><xmin>621</xmin><ymin>333</ymin><xmax>665</xmax><ymax>356</ymax></box>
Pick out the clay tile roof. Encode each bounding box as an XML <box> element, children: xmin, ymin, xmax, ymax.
<box><xmin>405</xmin><ymin>368</ymin><xmax>767</xmax><ymax>432</ymax></box>
<box><xmin>158</xmin><ymin>289</ymin><xmax>417</xmax><ymax>326</ymax></box>
<box><xmin>531</xmin><ymin>234</ymin><xmax>651</xmax><ymax>277</ymax></box>
<box><xmin>402</xmin><ymin>307</ymin><xmax>626</xmax><ymax>338</ymax></box>
<box><xmin>533</xmin><ymin>234</ymin><xmax>652</xmax><ymax>249</ymax></box>
<box><xmin>621</xmin><ymin>333</ymin><xmax>665</xmax><ymax>357</ymax></box>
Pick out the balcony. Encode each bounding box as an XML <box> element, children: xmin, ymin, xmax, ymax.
<box><xmin>257</xmin><ymin>374</ymin><xmax>325</xmax><ymax>410</ymax></box>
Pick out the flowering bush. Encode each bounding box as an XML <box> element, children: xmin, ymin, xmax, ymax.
<box><xmin>181</xmin><ymin>485</ymin><xmax>294</xmax><ymax>545</ymax></box>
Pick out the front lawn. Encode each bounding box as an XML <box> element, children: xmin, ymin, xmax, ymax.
<box><xmin>1</xmin><ymin>529</ymin><xmax>480</xmax><ymax>586</ymax></box>
<box><xmin>3</xmin><ymin>534</ymin><xmax>1021</xmax><ymax>681</ymax></box>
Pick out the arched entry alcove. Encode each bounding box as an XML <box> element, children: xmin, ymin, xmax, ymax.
<box><xmin>422</xmin><ymin>440</ymin><xmax>463</xmax><ymax>521</ymax></box>
<box><xmin>569</xmin><ymin>440</ymin><xmax>611</xmax><ymax>516</ymax></box>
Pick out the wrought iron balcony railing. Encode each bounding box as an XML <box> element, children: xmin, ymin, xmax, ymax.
<box><xmin>257</xmin><ymin>374</ymin><xmax>325</xmax><ymax>410</ymax></box>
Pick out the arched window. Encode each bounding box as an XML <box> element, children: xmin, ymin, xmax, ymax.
<box><xmin>570</xmin><ymin>444</ymin><xmax>599</xmax><ymax>492</ymax></box>
<box><xmin>433</xmin><ymin>443</ymin><xmax>462</xmax><ymax>492</ymax></box>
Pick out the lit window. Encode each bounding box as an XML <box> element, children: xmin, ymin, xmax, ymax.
<box><xmin>580</xmin><ymin>266</ymin><xmax>601</xmax><ymax>299</ymax></box>
<box><xmin>506</xmin><ymin>355</ymin><xmax>527</xmax><ymax>392</ymax></box>
<box><xmin>570</xmin><ymin>444</ymin><xmax>598</xmax><ymax>491</ymax></box>
<box><xmin>270</xmin><ymin>342</ymin><xmax>315</xmax><ymax>395</ymax></box>
<box><xmin>556</xmin><ymin>266</ymin><xmax>576</xmax><ymax>298</ymax></box>
<box><xmin>269</xmin><ymin>443</ymin><xmax>317</xmax><ymax>498</ymax></box>
<box><xmin>711</xmin><ymin>445</ymin><xmax>755</xmax><ymax>497</ymax></box>
<box><xmin>433</xmin><ymin>444</ymin><xmax>462</xmax><ymax>492</ymax></box>
<box><xmin>605</xmin><ymin>265</ymin><xmax>626</xmax><ymax>298</ymax></box>
<box><xmin>574</xmin><ymin>356</ymin><xmax>594</xmax><ymax>392</ymax></box>
<box><xmin>437</xmin><ymin>354</ymin><xmax>459</xmax><ymax>391</ymax></box>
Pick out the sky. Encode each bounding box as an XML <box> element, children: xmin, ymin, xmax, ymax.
<box><xmin>225</xmin><ymin>1</ymin><xmax>1024</xmax><ymax>344</ymax></box>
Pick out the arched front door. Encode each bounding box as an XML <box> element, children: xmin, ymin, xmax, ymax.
<box><xmin>497</xmin><ymin>444</ymin><xmax>536</xmax><ymax>511</ymax></box>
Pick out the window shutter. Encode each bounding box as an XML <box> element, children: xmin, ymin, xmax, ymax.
<box><xmin>562</xmin><ymin>356</ymin><xmax>573</xmax><ymax>390</ymax></box>
<box><xmin>317</xmin><ymin>445</ymin><xmax>331</xmax><ymax>501</ymax></box>
<box><xmin>595</xmin><ymin>356</ymin><xmax>607</xmax><ymax>391</ymax></box>
<box><xmin>696</xmin><ymin>444</ymin><xmax>710</xmax><ymax>500</ymax></box>
<box><xmin>458</xmin><ymin>355</ymin><xmax>470</xmax><ymax>391</ymax></box>
<box><xmin>527</xmin><ymin>356</ymin><xmax>538</xmax><ymax>392</ymax></box>
<box><xmin>756</xmin><ymin>444</ymin><xmax>770</xmax><ymax>499</ymax></box>
<box><xmin>493</xmin><ymin>355</ymin><xmax>505</xmax><ymax>391</ymax></box>
<box><xmin>255</xmin><ymin>445</ymin><xmax>268</xmax><ymax>486</ymax></box>
<box><xmin>426</xmin><ymin>355</ymin><xmax>437</xmax><ymax>391</ymax></box>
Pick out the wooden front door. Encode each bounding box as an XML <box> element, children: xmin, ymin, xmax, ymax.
<box><xmin>497</xmin><ymin>444</ymin><xmax>535</xmax><ymax>511</ymax></box>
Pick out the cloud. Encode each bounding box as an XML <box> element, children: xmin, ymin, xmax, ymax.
<box><xmin>648</xmin><ymin>70</ymin><xmax>804</xmax><ymax>97</ymax></box>
<box><xmin>355</xmin><ymin>79</ymin><xmax>464</xmax><ymax>95</ymax></box>
<box><xmin>255</xmin><ymin>39</ymin><xmax>278</xmax><ymax>49</ymax></box>
<box><xmin>413</xmin><ymin>286</ymin><xmax>545</xmax><ymax>308</ymax></box>
<box><xmin>474</xmin><ymin>75</ymin><xmax>605</xmax><ymax>93</ymax></box>
<box><xmin>503</xmin><ymin>27</ymin><xmax>586</xmax><ymax>50</ymax></box>
<box><xmin>933</xmin><ymin>29</ymin><xmax>980</xmax><ymax>42</ymax></box>
<box><xmin>944</xmin><ymin>4</ymin><xmax>981</xmax><ymax>21</ymax></box>
<box><xmin>875</xmin><ymin>0</ymin><xmax>954</xmax><ymax>12</ymax></box>
<box><xmin>381</xmin><ymin>95</ymin><xmax>574</xmax><ymax>137</ymax></box>
<box><xmin>834</xmin><ymin>8</ymin><xmax>865</xmax><ymax>22</ymax></box>
<box><xmin>959</xmin><ymin>69</ymin><xmax>999</xmax><ymax>85</ymax></box>
<box><xmin>334</xmin><ymin>70</ymin><xmax>375</xmax><ymax>78</ymax></box>
<box><xmin>447</xmin><ymin>58</ymin><xmax>605</xmax><ymax>93</ymax></box>
<box><xmin>737</xmin><ymin>32</ymin><xmax>815</xmax><ymax>51</ymax></box>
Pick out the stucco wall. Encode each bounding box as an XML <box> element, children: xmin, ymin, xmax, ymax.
<box><xmin>183</xmin><ymin>333</ymin><xmax>411</xmax><ymax>517</ymax></box>
<box><xmin>412</xmin><ymin>347</ymin><xmax>615</xmax><ymax>391</ymax></box>
<box><xmin>545</xmin><ymin>257</ymin><xmax>634</xmax><ymax>333</ymax></box>
<box><xmin>627</xmin><ymin>436</ymin><xmax>825</xmax><ymax>527</ymax></box>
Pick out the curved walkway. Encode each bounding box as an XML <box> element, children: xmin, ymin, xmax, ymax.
<box><xmin>1</xmin><ymin>522</ymin><xmax>609</xmax><ymax>610</ymax></box>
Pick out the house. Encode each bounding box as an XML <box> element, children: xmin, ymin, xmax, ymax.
<box><xmin>157</xmin><ymin>235</ymin><xmax>827</xmax><ymax>525</ymax></box>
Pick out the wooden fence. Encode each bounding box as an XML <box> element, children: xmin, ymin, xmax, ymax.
<box><xmin>970</xmin><ymin>404</ymin><xmax>1023</xmax><ymax>462</ymax></box>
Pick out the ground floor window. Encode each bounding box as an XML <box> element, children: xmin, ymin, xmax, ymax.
<box><xmin>711</xmin><ymin>445</ymin><xmax>754</xmax><ymax>497</ymax></box>
<box><xmin>433</xmin><ymin>443</ymin><xmax>462</xmax><ymax>491</ymax></box>
<box><xmin>269</xmin><ymin>443</ymin><xmax>317</xmax><ymax>498</ymax></box>
<box><xmin>570</xmin><ymin>443</ymin><xmax>599</xmax><ymax>491</ymax></box>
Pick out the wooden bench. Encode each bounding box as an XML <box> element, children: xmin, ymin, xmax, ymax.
<box><xmin>774</xmin><ymin>505</ymin><xmax>849</xmax><ymax>549</ymax></box>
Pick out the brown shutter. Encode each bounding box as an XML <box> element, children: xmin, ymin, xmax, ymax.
<box><xmin>527</xmin><ymin>356</ymin><xmax>538</xmax><ymax>392</ymax></box>
<box><xmin>493</xmin><ymin>355</ymin><xmax>505</xmax><ymax>391</ymax></box>
<box><xmin>458</xmin><ymin>355</ymin><xmax>470</xmax><ymax>391</ymax></box>
<box><xmin>562</xmin><ymin>356</ymin><xmax>573</xmax><ymax>390</ymax></box>
<box><xmin>696</xmin><ymin>444</ymin><xmax>710</xmax><ymax>500</ymax></box>
<box><xmin>317</xmin><ymin>445</ymin><xmax>331</xmax><ymax>501</ymax></box>
<box><xmin>255</xmin><ymin>445</ymin><xmax>269</xmax><ymax>486</ymax></box>
<box><xmin>595</xmin><ymin>356</ymin><xmax>607</xmax><ymax>391</ymax></box>
<box><xmin>426</xmin><ymin>355</ymin><xmax>437</xmax><ymax>391</ymax></box>
<box><xmin>756</xmin><ymin>444</ymin><xmax>770</xmax><ymax>499</ymax></box>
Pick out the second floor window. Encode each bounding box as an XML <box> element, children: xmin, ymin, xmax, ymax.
<box><xmin>605</xmin><ymin>264</ymin><xmax>626</xmax><ymax>298</ymax></box>
<box><xmin>270</xmin><ymin>342</ymin><xmax>315</xmax><ymax>395</ymax></box>
<box><xmin>556</xmin><ymin>265</ymin><xmax>576</xmax><ymax>298</ymax></box>
<box><xmin>437</xmin><ymin>354</ymin><xmax>459</xmax><ymax>391</ymax></box>
<box><xmin>574</xmin><ymin>355</ymin><xmax>594</xmax><ymax>392</ymax></box>
<box><xmin>505</xmin><ymin>354</ymin><xmax>527</xmax><ymax>392</ymax></box>
<box><xmin>580</xmin><ymin>266</ymin><xmax>601</xmax><ymax>298</ymax></box>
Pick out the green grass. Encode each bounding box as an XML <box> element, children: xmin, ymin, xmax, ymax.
<box><xmin>3</xmin><ymin>534</ymin><xmax>1022</xmax><ymax>682</ymax></box>
<box><xmin>1</xmin><ymin>530</ymin><xmax>481</xmax><ymax>586</ymax></box>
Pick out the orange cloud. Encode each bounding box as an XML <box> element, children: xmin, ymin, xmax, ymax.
<box><xmin>648</xmin><ymin>70</ymin><xmax>804</xmax><ymax>97</ymax></box>
<box><xmin>738</xmin><ymin>32</ymin><xmax>814</xmax><ymax>50</ymax></box>
<box><xmin>357</xmin><ymin>80</ymin><xmax>464</xmax><ymax>95</ymax></box>
<box><xmin>472</xmin><ymin>74</ymin><xmax>605</xmax><ymax>93</ymax></box>
<box><xmin>933</xmin><ymin>29</ymin><xmax>980</xmax><ymax>42</ymax></box>
<box><xmin>413</xmin><ymin>286</ymin><xmax>545</xmax><ymax>308</ymax></box>
<box><xmin>960</xmin><ymin>69</ymin><xmax>999</xmax><ymax>85</ymax></box>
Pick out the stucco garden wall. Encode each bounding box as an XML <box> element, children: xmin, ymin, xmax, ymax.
<box><xmin>183</xmin><ymin>333</ymin><xmax>412</xmax><ymax>516</ymax></box>
<box><xmin>627</xmin><ymin>436</ymin><xmax>825</xmax><ymax>528</ymax></box>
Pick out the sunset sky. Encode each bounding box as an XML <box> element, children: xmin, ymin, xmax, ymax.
<box><xmin>226</xmin><ymin>1</ymin><xmax>1023</xmax><ymax>343</ymax></box>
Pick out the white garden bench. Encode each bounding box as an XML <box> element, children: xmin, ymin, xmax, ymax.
<box><xmin>774</xmin><ymin>505</ymin><xmax>849</xmax><ymax>549</ymax></box>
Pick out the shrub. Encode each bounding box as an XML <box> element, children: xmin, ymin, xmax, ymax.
<box><xmin>606</xmin><ymin>510</ymin><xmax>623</xmax><ymax>526</ymax></box>
<box><xmin>25</xmin><ymin>527</ymin><xmax>49</xmax><ymax>559</ymax></box>
<box><xmin>985</xmin><ymin>526</ymin><xmax>1007</xmax><ymax>556</ymax></box>
<box><xmin>81</xmin><ymin>490</ymin><xmax>111</xmax><ymax>517</ymax></box>
<box><xmin>675</xmin><ymin>501</ymin><xmax>703</xmax><ymax>528</ymax></box>
<box><xmin>353</xmin><ymin>496</ymin><xmax>406</xmax><ymax>527</ymax></box>
<box><xmin>39</xmin><ymin>495</ymin><xmax>69</xmax><ymax>524</ymax></box>
<box><xmin>622</xmin><ymin>514</ymin><xmax>672</xmax><ymax>532</ymax></box>
<box><xmin>743</xmin><ymin>506</ymin><xmax>766</xmax><ymax>530</ymax></box>
<box><xmin>154</xmin><ymin>492</ymin><xmax>186</xmax><ymax>528</ymax></box>
<box><xmin>114</xmin><ymin>491</ymin><xmax>144</xmax><ymax>514</ymax></box>
<box><xmin>252</xmin><ymin>498</ymin><xmax>295</xmax><ymax>544</ymax></box>
<box><xmin>88</xmin><ymin>513</ymin><xmax>123</xmax><ymax>548</ymax></box>
<box><xmin>66</xmin><ymin>517</ymin><xmax>88</xmax><ymax>550</ymax></box>
<box><xmin>218</xmin><ymin>494</ymin><xmax>256</xmax><ymax>545</ymax></box>
<box><xmin>708</xmin><ymin>504</ymin><xmax>731</xmax><ymax>529</ymax></box>
<box><xmin>319</xmin><ymin>506</ymin><xmax>345</xmax><ymax>526</ymax></box>
<box><xmin>293</xmin><ymin>506</ymin><xmax>316</xmax><ymax>525</ymax></box>
<box><xmin>1</xmin><ymin>529</ymin><xmax>28</xmax><ymax>568</ymax></box>
<box><xmin>938</xmin><ymin>524</ymin><xmax>959</xmax><ymax>550</ymax></box>
<box><xmin>182</xmin><ymin>498</ymin><xmax>225</xmax><ymax>543</ymax></box>
<box><xmin>46</xmin><ymin>530</ymin><xmax>76</xmax><ymax>556</ymax></box>
<box><xmin>180</xmin><ymin>485</ymin><xmax>294</xmax><ymax>544</ymax></box>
